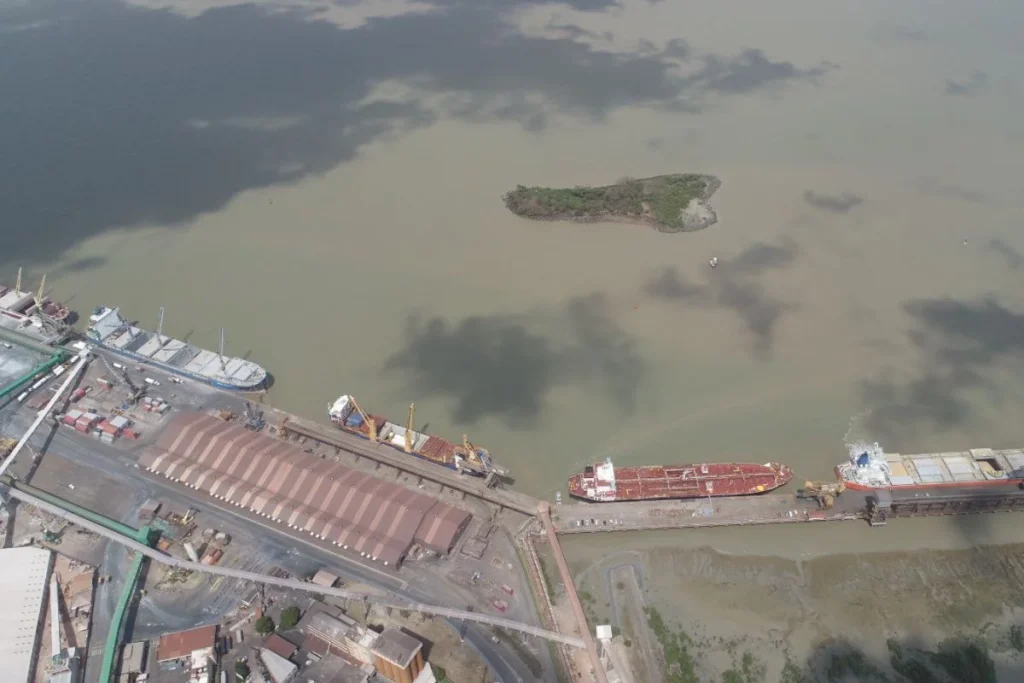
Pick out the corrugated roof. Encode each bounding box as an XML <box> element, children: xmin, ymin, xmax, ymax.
<box><xmin>260</xmin><ymin>648</ymin><xmax>298</xmax><ymax>683</ymax></box>
<box><xmin>0</xmin><ymin>547</ymin><xmax>52</xmax><ymax>683</ymax></box>
<box><xmin>142</xmin><ymin>413</ymin><xmax>471</xmax><ymax>566</ymax></box>
<box><xmin>371</xmin><ymin>627</ymin><xmax>422</xmax><ymax>668</ymax></box>
<box><xmin>264</xmin><ymin>634</ymin><xmax>297</xmax><ymax>660</ymax></box>
<box><xmin>156</xmin><ymin>624</ymin><xmax>216</xmax><ymax>662</ymax></box>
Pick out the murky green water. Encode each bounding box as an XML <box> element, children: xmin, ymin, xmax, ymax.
<box><xmin>4</xmin><ymin>0</ymin><xmax>1023</xmax><ymax>541</ymax></box>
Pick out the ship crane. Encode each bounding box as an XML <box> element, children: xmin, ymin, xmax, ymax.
<box><xmin>348</xmin><ymin>396</ymin><xmax>378</xmax><ymax>443</ymax></box>
<box><xmin>120</xmin><ymin>368</ymin><xmax>145</xmax><ymax>406</ymax></box>
<box><xmin>797</xmin><ymin>479</ymin><xmax>846</xmax><ymax>509</ymax></box>
<box><xmin>404</xmin><ymin>403</ymin><xmax>415</xmax><ymax>453</ymax></box>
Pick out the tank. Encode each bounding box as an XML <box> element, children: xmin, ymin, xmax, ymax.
<box><xmin>183</xmin><ymin>542</ymin><xmax>200</xmax><ymax>563</ymax></box>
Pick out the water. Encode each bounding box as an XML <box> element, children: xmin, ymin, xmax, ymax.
<box><xmin>3</xmin><ymin>0</ymin><xmax>1024</xmax><ymax>546</ymax></box>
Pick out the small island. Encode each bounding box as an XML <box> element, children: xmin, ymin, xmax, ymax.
<box><xmin>502</xmin><ymin>174</ymin><xmax>721</xmax><ymax>233</ymax></box>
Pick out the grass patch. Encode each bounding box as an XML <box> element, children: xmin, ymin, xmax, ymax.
<box><xmin>503</xmin><ymin>174</ymin><xmax>716</xmax><ymax>231</ymax></box>
<box><xmin>722</xmin><ymin>651</ymin><xmax>765</xmax><ymax>683</ymax></box>
<box><xmin>779</xmin><ymin>657</ymin><xmax>812</xmax><ymax>683</ymax></box>
<box><xmin>645</xmin><ymin>606</ymin><xmax>699</xmax><ymax>683</ymax></box>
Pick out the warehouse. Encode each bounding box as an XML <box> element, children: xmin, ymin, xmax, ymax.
<box><xmin>0</xmin><ymin>547</ymin><xmax>54</xmax><ymax>683</ymax></box>
<box><xmin>140</xmin><ymin>412</ymin><xmax>471</xmax><ymax>566</ymax></box>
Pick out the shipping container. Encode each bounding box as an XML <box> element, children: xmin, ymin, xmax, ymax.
<box><xmin>122</xmin><ymin>429</ymin><xmax>139</xmax><ymax>439</ymax></box>
<box><xmin>66</xmin><ymin>409</ymin><xmax>83</xmax><ymax>421</ymax></box>
<box><xmin>109</xmin><ymin>416</ymin><xmax>130</xmax><ymax>429</ymax></box>
<box><xmin>62</xmin><ymin>415</ymin><xmax>76</xmax><ymax>426</ymax></box>
<box><xmin>75</xmin><ymin>424</ymin><xmax>89</xmax><ymax>433</ymax></box>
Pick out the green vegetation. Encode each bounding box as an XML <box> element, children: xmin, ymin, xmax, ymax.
<box><xmin>433</xmin><ymin>665</ymin><xmax>452</xmax><ymax>683</ymax></box>
<box><xmin>779</xmin><ymin>657</ymin><xmax>812</xmax><ymax>683</ymax></box>
<box><xmin>254</xmin><ymin>615</ymin><xmax>275</xmax><ymax>635</ymax></box>
<box><xmin>1010</xmin><ymin>625</ymin><xmax>1024</xmax><ymax>653</ymax></box>
<box><xmin>503</xmin><ymin>174</ymin><xmax>718</xmax><ymax>232</ymax></box>
<box><xmin>645</xmin><ymin>606</ymin><xmax>698</xmax><ymax>683</ymax></box>
<box><xmin>722</xmin><ymin>651</ymin><xmax>765</xmax><ymax>683</ymax></box>
<box><xmin>279</xmin><ymin>606</ymin><xmax>300</xmax><ymax>630</ymax></box>
<box><xmin>234</xmin><ymin>660</ymin><xmax>250</xmax><ymax>681</ymax></box>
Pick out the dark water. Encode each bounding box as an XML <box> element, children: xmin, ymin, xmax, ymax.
<box><xmin>2</xmin><ymin>0</ymin><xmax>1023</xmax><ymax>511</ymax></box>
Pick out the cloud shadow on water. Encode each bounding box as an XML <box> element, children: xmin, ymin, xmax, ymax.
<box><xmin>803</xmin><ymin>190</ymin><xmax>863</xmax><ymax>214</ymax></box>
<box><xmin>988</xmin><ymin>239</ymin><xmax>1023</xmax><ymax>271</ymax></box>
<box><xmin>861</xmin><ymin>296</ymin><xmax>1024</xmax><ymax>442</ymax></box>
<box><xmin>0</xmin><ymin>0</ymin><xmax>834</xmax><ymax>270</ymax></box>
<box><xmin>384</xmin><ymin>293</ymin><xmax>644</xmax><ymax>427</ymax></box>
<box><xmin>945</xmin><ymin>70</ymin><xmax>988</xmax><ymax>97</ymax></box>
<box><xmin>644</xmin><ymin>237</ymin><xmax>799</xmax><ymax>357</ymax></box>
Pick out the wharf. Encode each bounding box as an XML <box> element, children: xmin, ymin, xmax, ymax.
<box><xmin>274</xmin><ymin>412</ymin><xmax>542</xmax><ymax>517</ymax></box>
<box><xmin>553</xmin><ymin>493</ymin><xmax>861</xmax><ymax>533</ymax></box>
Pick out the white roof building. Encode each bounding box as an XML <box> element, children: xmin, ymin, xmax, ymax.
<box><xmin>0</xmin><ymin>547</ymin><xmax>54</xmax><ymax>683</ymax></box>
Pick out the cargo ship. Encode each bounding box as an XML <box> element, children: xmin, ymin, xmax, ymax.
<box><xmin>327</xmin><ymin>394</ymin><xmax>505</xmax><ymax>477</ymax></box>
<box><xmin>568</xmin><ymin>458</ymin><xmax>793</xmax><ymax>502</ymax></box>
<box><xmin>1</xmin><ymin>272</ymin><xmax>71</xmax><ymax>322</ymax></box>
<box><xmin>838</xmin><ymin>441</ymin><xmax>1024</xmax><ymax>492</ymax></box>
<box><xmin>86</xmin><ymin>306</ymin><xmax>267</xmax><ymax>391</ymax></box>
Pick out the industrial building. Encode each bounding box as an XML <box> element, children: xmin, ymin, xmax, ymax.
<box><xmin>140</xmin><ymin>412</ymin><xmax>472</xmax><ymax>566</ymax></box>
<box><xmin>371</xmin><ymin>627</ymin><xmax>425</xmax><ymax>683</ymax></box>
<box><xmin>305</xmin><ymin>611</ymin><xmax>378</xmax><ymax>667</ymax></box>
<box><xmin>0</xmin><ymin>547</ymin><xmax>54</xmax><ymax>683</ymax></box>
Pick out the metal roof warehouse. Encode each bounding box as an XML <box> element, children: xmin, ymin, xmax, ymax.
<box><xmin>140</xmin><ymin>413</ymin><xmax>471</xmax><ymax>566</ymax></box>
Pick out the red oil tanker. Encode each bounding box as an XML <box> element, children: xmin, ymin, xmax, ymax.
<box><xmin>568</xmin><ymin>458</ymin><xmax>793</xmax><ymax>503</ymax></box>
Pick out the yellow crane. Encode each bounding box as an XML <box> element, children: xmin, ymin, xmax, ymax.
<box><xmin>34</xmin><ymin>274</ymin><xmax>46</xmax><ymax>309</ymax></box>
<box><xmin>461</xmin><ymin>434</ymin><xmax>483</xmax><ymax>464</ymax></box>
<box><xmin>348</xmin><ymin>396</ymin><xmax>378</xmax><ymax>443</ymax></box>
<box><xmin>798</xmin><ymin>480</ymin><xmax>846</xmax><ymax>509</ymax></box>
<box><xmin>404</xmin><ymin>403</ymin><xmax>415</xmax><ymax>453</ymax></box>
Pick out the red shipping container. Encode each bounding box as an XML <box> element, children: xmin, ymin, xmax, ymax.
<box><xmin>75</xmin><ymin>424</ymin><xmax>89</xmax><ymax>433</ymax></box>
<box><xmin>62</xmin><ymin>415</ymin><xmax>76</xmax><ymax>426</ymax></box>
<box><xmin>100</xmin><ymin>422</ymin><xmax>119</xmax><ymax>435</ymax></box>
<box><xmin>122</xmin><ymin>429</ymin><xmax>139</xmax><ymax>439</ymax></box>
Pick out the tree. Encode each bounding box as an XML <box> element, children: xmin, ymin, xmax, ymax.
<box><xmin>234</xmin><ymin>660</ymin><xmax>250</xmax><ymax>681</ymax></box>
<box><xmin>279</xmin><ymin>606</ymin><xmax>300</xmax><ymax>630</ymax></box>
<box><xmin>254</xmin><ymin>615</ymin><xmax>275</xmax><ymax>635</ymax></box>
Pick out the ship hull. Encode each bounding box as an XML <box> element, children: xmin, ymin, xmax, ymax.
<box><xmin>95</xmin><ymin>342</ymin><xmax>265</xmax><ymax>391</ymax></box>
<box><xmin>569</xmin><ymin>462</ymin><xmax>793</xmax><ymax>503</ymax></box>
<box><xmin>330</xmin><ymin>419</ymin><xmax>489</xmax><ymax>477</ymax></box>
<box><xmin>837</xmin><ymin>467</ymin><xmax>1024</xmax><ymax>493</ymax></box>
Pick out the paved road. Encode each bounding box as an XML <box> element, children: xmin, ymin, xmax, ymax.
<box><xmin>0</xmin><ymin>400</ymin><xmax>569</xmax><ymax>682</ymax></box>
<box><xmin>5</xmin><ymin>483</ymin><xmax>585</xmax><ymax>648</ymax></box>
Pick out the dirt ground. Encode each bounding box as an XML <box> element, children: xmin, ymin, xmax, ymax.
<box><xmin>365</xmin><ymin>603</ymin><xmax>490</xmax><ymax>683</ymax></box>
<box><xmin>564</xmin><ymin>539</ymin><xmax>1024</xmax><ymax>683</ymax></box>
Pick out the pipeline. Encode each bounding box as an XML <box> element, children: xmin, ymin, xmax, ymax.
<box><xmin>97</xmin><ymin>553</ymin><xmax>146</xmax><ymax>683</ymax></box>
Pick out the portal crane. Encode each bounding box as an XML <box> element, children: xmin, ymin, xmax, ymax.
<box><xmin>797</xmin><ymin>480</ymin><xmax>846</xmax><ymax>509</ymax></box>
<box><xmin>404</xmin><ymin>403</ymin><xmax>415</xmax><ymax>453</ymax></box>
<box><xmin>348</xmin><ymin>396</ymin><xmax>377</xmax><ymax>443</ymax></box>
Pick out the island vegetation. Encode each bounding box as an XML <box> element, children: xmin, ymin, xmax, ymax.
<box><xmin>502</xmin><ymin>173</ymin><xmax>721</xmax><ymax>232</ymax></box>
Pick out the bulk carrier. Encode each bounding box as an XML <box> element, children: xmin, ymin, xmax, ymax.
<box><xmin>86</xmin><ymin>306</ymin><xmax>267</xmax><ymax>391</ymax></box>
<box><xmin>328</xmin><ymin>394</ymin><xmax>505</xmax><ymax>477</ymax></box>
<box><xmin>568</xmin><ymin>458</ymin><xmax>793</xmax><ymax>503</ymax></box>
<box><xmin>838</xmin><ymin>442</ymin><xmax>1024</xmax><ymax>493</ymax></box>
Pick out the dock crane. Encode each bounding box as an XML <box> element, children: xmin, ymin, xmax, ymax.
<box><xmin>119</xmin><ymin>368</ymin><xmax>145</xmax><ymax>406</ymax></box>
<box><xmin>404</xmin><ymin>403</ymin><xmax>415</xmax><ymax>453</ymax></box>
<box><xmin>797</xmin><ymin>479</ymin><xmax>846</xmax><ymax>509</ymax></box>
<box><xmin>348</xmin><ymin>396</ymin><xmax>378</xmax><ymax>443</ymax></box>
